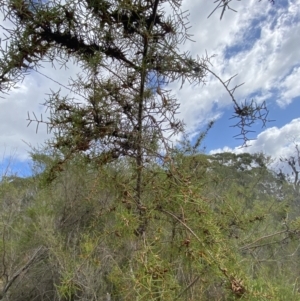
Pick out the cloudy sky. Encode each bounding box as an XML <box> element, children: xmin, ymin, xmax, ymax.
<box><xmin>0</xmin><ymin>0</ymin><xmax>299</xmax><ymax>176</ymax></box>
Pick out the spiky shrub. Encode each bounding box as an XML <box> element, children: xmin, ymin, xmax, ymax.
<box><xmin>0</xmin><ymin>0</ymin><xmax>276</xmax><ymax>299</ymax></box>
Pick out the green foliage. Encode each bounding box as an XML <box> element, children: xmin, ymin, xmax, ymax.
<box><xmin>0</xmin><ymin>0</ymin><xmax>291</xmax><ymax>300</ymax></box>
<box><xmin>1</xmin><ymin>149</ymin><xmax>300</xmax><ymax>300</ymax></box>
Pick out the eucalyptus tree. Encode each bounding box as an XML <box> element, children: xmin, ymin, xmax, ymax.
<box><xmin>279</xmin><ymin>144</ymin><xmax>300</xmax><ymax>197</ymax></box>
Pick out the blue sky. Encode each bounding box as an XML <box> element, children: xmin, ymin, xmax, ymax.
<box><xmin>177</xmin><ymin>0</ymin><xmax>300</xmax><ymax>161</ymax></box>
<box><xmin>203</xmin><ymin>98</ymin><xmax>300</xmax><ymax>151</ymax></box>
<box><xmin>1</xmin><ymin>0</ymin><xmax>300</xmax><ymax>177</ymax></box>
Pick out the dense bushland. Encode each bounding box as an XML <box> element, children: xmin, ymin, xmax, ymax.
<box><xmin>1</xmin><ymin>150</ymin><xmax>300</xmax><ymax>301</ymax></box>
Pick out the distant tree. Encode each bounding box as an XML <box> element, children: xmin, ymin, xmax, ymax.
<box><xmin>279</xmin><ymin>144</ymin><xmax>300</xmax><ymax>197</ymax></box>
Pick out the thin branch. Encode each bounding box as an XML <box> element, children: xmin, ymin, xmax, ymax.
<box><xmin>208</xmin><ymin>0</ymin><xmax>237</xmax><ymax>20</ymax></box>
<box><xmin>240</xmin><ymin>230</ymin><xmax>288</xmax><ymax>251</ymax></box>
<box><xmin>1</xmin><ymin>246</ymin><xmax>46</xmax><ymax>298</ymax></box>
<box><xmin>174</xmin><ymin>275</ymin><xmax>201</xmax><ymax>300</ymax></box>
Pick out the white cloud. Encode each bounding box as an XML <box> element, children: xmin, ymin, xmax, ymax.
<box><xmin>210</xmin><ymin>118</ymin><xmax>300</xmax><ymax>171</ymax></box>
<box><xmin>245</xmin><ymin>119</ymin><xmax>300</xmax><ymax>157</ymax></box>
<box><xmin>171</xmin><ymin>0</ymin><xmax>300</xmax><ymax>139</ymax></box>
<box><xmin>0</xmin><ymin>0</ymin><xmax>300</xmax><ymax>161</ymax></box>
<box><xmin>0</xmin><ymin>60</ymin><xmax>82</xmax><ymax>160</ymax></box>
<box><xmin>209</xmin><ymin>146</ymin><xmax>236</xmax><ymax>155</ymax></box>
<box><xmin>278</xmin><ymin>66</ymin><xmax>300</xmax><ymax>107</ymax></box>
